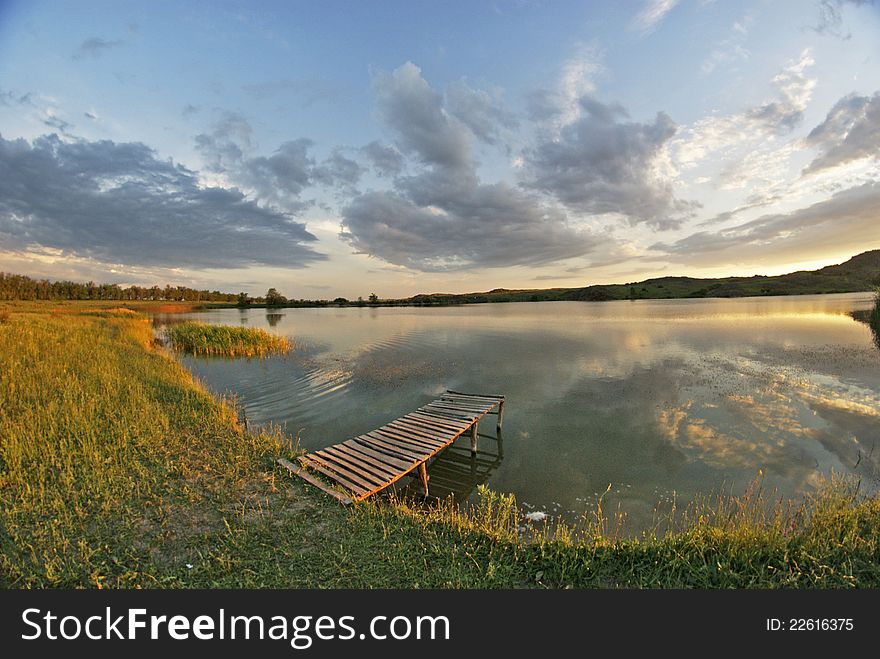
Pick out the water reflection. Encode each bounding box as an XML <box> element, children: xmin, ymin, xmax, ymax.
<box><xmin>164</xmin><ymin>292</ymin><xmax>880</xmax><ymax>534</ymax></box>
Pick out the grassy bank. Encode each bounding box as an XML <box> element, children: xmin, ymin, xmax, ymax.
<box><xmin>167</xmin><ymin>321</ymin><xmax>291</xmax><ymax>358</ymax></box>
<box><xmin>2</xmin><ymin>304</ymin><xmax>879</xmax><ymax>588</ymax></box>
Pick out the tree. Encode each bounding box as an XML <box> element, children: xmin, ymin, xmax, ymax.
<box><xmin>237</xmin><ymin>292</ymin><xmax>250</xmax><ymax>307</ymax></box>
<box><xmin>368</xmin><ymin>292</ymin><xmax>379</xmax><ymax>304</ymax></box>
<box><xmin>265</xmin><ymin>288</ymin><xmax>287</xmax><ymax>306</ymax></box>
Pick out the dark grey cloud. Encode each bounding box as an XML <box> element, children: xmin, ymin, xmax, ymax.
<box><xmin>651</xmin><ymin>181</ymin><xmax>880</xmax><ymax>266</ymax></box>
<box><xmin>341</xmin><ymin>183</ymin><xmax>601</xmax><ymax>272</ymax></box>
<box><xmin>804</xmin><ymin>91</ymin><xmax>880</xmax><ymax>173</ymax></box>
<box><xmin>445</xmin><ymin>80</ymin><xmax>518</xmax><ymax>145</ymax></box>
<box><xmin>312</xmin><ymin>149</ymin><xmax>364</xmax><ymax>191</ymax></box>
<box><xmin>194</xmin><ymin>111</ymin><xmax>253</xmax><ymax>173</ymax></box>
<box><xmin>813</xmin><ymin>0</ymin><xmax>874</xmax><ymax>39</ymax></box>
<box><xmin>0</xmin><ymin>89</ymin><xmax>33</xmax><ymax>106</ymax></box>
<box><xmin>181</xmin><ymin>104</ymin><xmax>200</xmax><ymax>118</ymax></box>
<box><xmin>195</xmin><ymin>112</ymin><xmax>363</xmax><ymax>209</ymax></box>
<box><xmin>0</xmin><ymin>133</ymin><xmax>323</xmax><ymax>269</ymax></box>
<box><xmin>341</xmin><ymin>63</ymin><xmax>603</xmax><ymax>271</ymax></box>
<box><xmin>72</xmin><ymin>37</ymin><xmax>123</xmax><ymax>60</ymax></box>
<box><xmin>523</xmin><ymin>96</ymin><xmax>694</xmax><ymax>228</ymax></box>
<box><xmin>42</xmin><ymin>115</ymin><xmax>73</xmax><ymax>135</ymax></box>
<box><xmin>360</xmin><ymin>141</ymin><xmax>403</xmax><ymax>176</ymax></box>
<box><xmin>372</xmin><ymin>61</ymin><xmax>472</xmax><ymax>171</ymax></box>
<box><xmin>236</xmin><ymin>138</ymin><xmax>316</xmax><ymax>209</ymax></box>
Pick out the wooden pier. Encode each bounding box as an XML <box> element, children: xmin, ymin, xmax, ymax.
<box><xmin>279</xmin><ymin>390</ymin><xmax>505</xmax><ymax>503</ymax></box>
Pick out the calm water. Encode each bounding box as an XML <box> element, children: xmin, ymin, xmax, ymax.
<box><xmin>157</xmin><ymin>293</ymin><xmax>880</xmax><ymax>533</ymax></box>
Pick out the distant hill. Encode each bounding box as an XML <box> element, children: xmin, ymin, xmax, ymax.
<box><xmin>398</xmin><ymin>250</ymin><xmax>880</xmax><ymax>305</ymax></box>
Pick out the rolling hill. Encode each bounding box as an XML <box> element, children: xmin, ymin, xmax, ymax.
<box><xmin>398</xmin><ymin>250</ymin><xmax>880</xmax><ymax>305</ymax></box>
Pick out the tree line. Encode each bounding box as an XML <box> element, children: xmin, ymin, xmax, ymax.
<box><xmin>0</xmin><ymin>272</ymin><xmax>386</xmax><ymax>308</ymax></box>
<box><xmin>0</xmin><ymin>272</ymin><xmax>240</xmax><ymax>303</ymax></box>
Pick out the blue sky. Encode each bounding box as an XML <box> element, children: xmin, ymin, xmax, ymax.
<box><xmin>1</xmin><ymin>0</ymin><xmax>879</xmax><ymax>298</ymax></box>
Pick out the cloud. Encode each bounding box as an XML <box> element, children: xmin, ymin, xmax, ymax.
<box><xmin>72</xmin><ymin>37</ymin><xmax>123</xmax><ymax>60</ymax></box>
<box><xmin>526</xmin><ymin>44</ymin><xmax>602</xmax><ymax>132</ymax></box>
<box><xmin>195</xmin><ymin>113</ymin><xmax>317</xmax><ymax>211</ymax></box>
<box><xmin>631</xmin><ymin>0</ymin><xmax>681</xmax><ymax>35</ymax></box>
<box><xmin>371</xmin><ymin>62</ymin><xmax>472</xmax><ymax>170</ymax></box>
<box><xmin>746</xmin><ymin>50</ymin><xmax>815</xmax><ymax>133</ymax></box>
<box><xmin>42</xmin><ymin>113</ymin><xmax>74</xmax><ymax>135</ymax></box>
<box><xmin>804</xmin><ymin>91</ymin><xmax>880</xmax><ymax>174</ymax></box>
<box><xmin>193</xmin><ymin>111</ymin><xmax>253</xmax><ymax>173</ymax></box>
<box><xmin>445</xmin><ymin>80</ymin><xmax>517</xmax><ymax>145</ymax></box>
<box><xmin>651</xmin><ymin>181</ymin><xmax>880</xmax><ymax>266</ymax></box>
<box><xmin>341</xmin><ymin>182</ymin><xmax>602</xmax><ymax>271</ymax></box>
<box><xmin>360</xmin><ymin>141</ymin><xmax>403</xmax><ymax>176</ymax></box>
<box><xmin>674</xmin><ymin>50</ymin><xmax>815</xmax><ymax>172</ymax></box>
<box><xmin>522</xmin><ymin>96</ymin><xmax>694</xmax><ymax>228</ymax></box>
<box><xmin>701</xmin><ymin>16</ymin><xmax>752</xmax><ymax>75</ymax></box>
<box><xmin>0</xmin><ymin>133</ymin><xmax>324</xmax><ymax>270</ymax></box>
<box><xmin>813</xmin><ymin>0</ymin><xmax>875</xmax><ymax>39</ymax></box>
<box><xmin>312</xmin><ymin>148</ymin><xmax>365</xmax><ymax>191</ymax></box>
<box><xmin>340</xmin><ymin>62</ymin><xmax>603</xmax><ymax>271</ymax></box>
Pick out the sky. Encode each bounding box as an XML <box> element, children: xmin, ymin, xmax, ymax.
<box><xmin>1</xmin><ymin>0</ymin><xmax>879</xmax><ymax>299</ymax></box>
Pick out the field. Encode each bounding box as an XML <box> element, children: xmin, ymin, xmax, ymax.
<box><xmin>2</xmin><ymin>303</ymin><xmax>880</xmax><ymax>588</ymax></box>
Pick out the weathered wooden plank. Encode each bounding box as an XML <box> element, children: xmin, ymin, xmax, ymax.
<box><xmin>427</xmin><ymin>402</ymin><xmax>490</xmax><ymax>415</ymax></box>
<box><xmin>441</xmin><ymin>393</ymin><xmax>501</xmax><ymax>405</ymax></box>
<box><xmin>427</xmin><ymin>400</ymin><xmax>487</xmax><ymax>412</ymax></box>
<box><xmin>387</xmin><ymin>418</ymin><xmax>449</xmax><ymax>442</ymax></box>
<box><xmin>446</xmin><ymin>389</ymin><xmax>504</xmax><ymax>400</ymax></box>
<box><xmin>426</xmin><ymin>400</ymin><xmax>485</xmax><ymax>413</ymax></box>
<box><xmin>341</xmin><ymin>439</ymin><xmax>413</xmax><ymax>471</ymax></box>
<box><xmin>308</xmin><ymin>453</ymin><xmax>386</xmax><ymax>491</ymax></box>
<box><xmin>420</xmin><ymin>407</ymin><xmax>476</xmax><ymax>422</ymax></box>
<box><xmin>387</xmin><ymin>421</ymin><xmax>444</xmax><ymax>442</ymax></box>
<box><xmin>425</xmin><ymin>403</ymin><xmax>487</xmax><ymax>416</ymax></box>
<box><xmin>404</xmin><ymin>411</ymin><xmax>464</xmax><ymax>432</ymax></box>
<box><xmin>319</xmin><ymin>447</ymin><xmax>397</xmax><ymax>483</ymax></box>
<box><xmin>300</xmin><ymin>457</ymin><xmax>368</xmax><ymax>497</ymax></box>
<box><xmin>375</xmin><ymin>424</ymin><xmax>441</xmax><ymax>448</ymax></box>
<box><xmin>371</xmin><ymin>428</ymin><xmax>439</xmax><ymax>453</ymax></box>
<box><xmin>437</xmin><ymin>395</ymin><xmax>497</xmax><ymax>408</ymax></box>
<box><xmin>329</xmin><ymin>440</ymin><xmax>411</xmax><ymax>474</ymax></box>
<box><xmin>358</xmin><ymin>434</ymin><xmax>425</xmax><ymax>460</ymax></box>
<box><xmin>327</xmin><ymin>446</ymin><xmax>400</xmax><ymax>481</ymax></box>
<box><xmin>417</xmin><ymin>407</ymin><xmax>475</xmax><ymax>422</ymax></box>
<box><xmin>362</xmin><ymin>432</ymin><xmax>426</xmax><ymax>460</ymax></box>
<box><xmin>278</xmin><ymin>458</ymin><xmax>353</xmax><ymax>505</ymax></box>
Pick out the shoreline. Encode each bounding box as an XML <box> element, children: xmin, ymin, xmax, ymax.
<box><xmin>2</xmin><ymin>303</ymin><xmax>880</xmax><ymax>588</ymax></box>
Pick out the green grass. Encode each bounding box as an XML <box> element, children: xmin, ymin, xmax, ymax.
<box><xmin>2</xmin><ymin>304</ymin><xmax>879</xmax><ymax>588</ymax></box>
<box><xmin>167</xmin><ymin>321</ymin><xmax>291</xmax><ymax>358</ymax></box>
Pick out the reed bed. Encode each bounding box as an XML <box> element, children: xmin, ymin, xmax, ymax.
<box><xmin>167</xmin><ymin>321</ymin><xmax>291</xmax><ymax>357</ymax></box>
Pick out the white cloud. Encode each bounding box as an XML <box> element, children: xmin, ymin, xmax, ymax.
<box><xmin>631</xmin><ymin>0</ymin><xmax>681</xmax><ymax>35</ymax></box>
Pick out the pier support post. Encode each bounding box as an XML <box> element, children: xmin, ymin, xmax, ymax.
<box><xmin>496</xmin><ymin>400</ymin><xmax>505</xmax><ymax>431</ymax></box>
<box><xmin>470</xmin><ymin>421</ymin><xmax>478</xmax><ymax>455</ymax></box>
<box><xmin>418</xmin><ymin>462</ymin><xmax>429</xmax><ymax>497</ymax></box>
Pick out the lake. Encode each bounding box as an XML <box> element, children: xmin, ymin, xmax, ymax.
<box><xmin>157</xmin><ymin>292</ymin><xmax>880</xmax><ymax>534</ymax></box>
